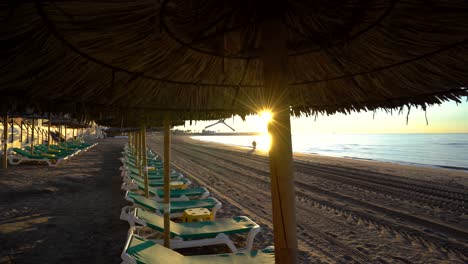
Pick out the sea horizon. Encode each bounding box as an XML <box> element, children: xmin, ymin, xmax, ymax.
<box><xmin>191</xmin><ymin>133</ymin><xmax>468</xmax><ymax>170</ymax></box>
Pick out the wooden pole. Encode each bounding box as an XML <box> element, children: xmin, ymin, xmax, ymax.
<box><xmin>3</xmin><ymin>115</ymin><xmax>8</xmax><ymax>169</ymax></box>
<box><xmin>47</xmin><ymin>114</ymin><xmax>51</xmax><ymax>150</ymax></box>
<box><xmin>141</xmin><ymin>125</ymin><xmax>149</xmax><ymax>198</ymax></box>
<box><xmin>137</xmin><ymin>129</ymin><xmax>142</xmax><ymax>181</ymax></box>
<box><xmin>10</xmin><ymin>119</ymin><xmax>14</xmax><ymax>143</ymax></box>
<box><xmin>20</xmin><ymin>121</ymin><xmax>23</xmax><ymax>143</ymax></box>
<box><xmin>26</xmin><ymin>123</ymin><xmax>29</xmax><ymax>144</ymax></box>
<box><xmin>262</xmin><ymin>18</ymin><xmax>298</xmax><ymax>263</ymax></box>
<box><xmin>128</xmin><ymin>132</ymin><xmax>131</xmax><ymax>149</ymax></box>
<box><xmin>64</xmin><ymin>125</ymin><xmax>67</xmax><ymax>147</ymax></box>
<box><xmin>163</xmin><ymin>114</ymin><xmax>171</xmax><ymax>248</ymax></box>
<box><xmin>31</xmin><ymin>119</ymin><xmax>35</xmax><ymax>154</ymax></box>
<box><xmin>134</xmin><ymin>131</ymin><xmax>137</xmax><ymax>156</ymax></box>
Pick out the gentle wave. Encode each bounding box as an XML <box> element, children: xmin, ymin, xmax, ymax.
<box><xmin>191</xmin><ymin>134</ymin><xmax>468</xmax><ymax>170</ymax></box>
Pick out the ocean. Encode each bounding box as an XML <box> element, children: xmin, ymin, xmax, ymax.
<box><xmin>191</xmin><ymin>133</ymin><xmax>468</xmax><ymax>170</ymax></box>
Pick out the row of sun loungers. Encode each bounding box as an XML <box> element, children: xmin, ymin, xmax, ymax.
<box><xmin>7</xmin><ymin>141</ymin><xmax>97</xmax><ymax>167</ymax></box>
<box><xmin>118</xmin><ymin>144</ymin><xmax>275</xmax><ymax>263</ymax></box>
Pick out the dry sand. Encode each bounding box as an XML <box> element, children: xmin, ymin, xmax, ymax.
<box><xmin>0</xmin><ymin>139</ymin><xmax>129</xmax><ymax>263</ymax></box>
<box><xmin>147</xmin><ymin>134</ymin><xmax>468</xmax><ymax>264</ymax></box>
<box><xmin>1</xmin><ymin>136</ymin><xmax>467</xmax><ymax>263</ymax></box>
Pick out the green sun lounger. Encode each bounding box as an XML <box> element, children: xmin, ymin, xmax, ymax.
<box><xmin>126</xmin><ymin>208</ymin><xmax>260</xmax><ymax>252</ymax></box>
<box><xmin>123</xmin><ymin>146</ymin><xmax>157</xmax><ymax>157</ymax></box>
<box><xmin>121</xmin><ymin>168</ymin><xmax>182</xmax><ymax>181</ymax></box>
<box><xmin>121</xmin><ymin>161</ymin><xmax>165</xmax><ymax>172</ymax></box>
<box><xmin>123</xmin><ymin>174</ymin><xmax>191</xmax><ymax>188</ymax></box>
<box><xmin>125</xmin><ymin>156</ymin><xmax>162</xmax><ymax>165</ymax></box>
<box><xmin>121</xmin><ymin>191</ymin><xmax>221</xmax><ymax>219</ymax></box>
<box><xmin>121</xmin><ymin>164</ymin><xmax>181</xmax><ymax>178</ymax></box>
<box><xmin>26</xmin><ymin>145</ymin><xmax>70</xmax><ymax>158</ymax></box>
<box><xmin>8</xmin><ymin>148</ymin><xmax>64</xmax><ymax>167</ymax></box>
<box><xmin>130</xmin><ymin>180</ymin><xmax>209</xmax><ymax>201</ymax></box>
<box><xmin>121</xmin><ymin>229</ymin><xmax>275</xmax><ymax>264</ymax></box>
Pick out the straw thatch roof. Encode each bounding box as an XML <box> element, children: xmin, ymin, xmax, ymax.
<box><xmin>1</xmin><ymin>1</ymin><xmax>467</xmax><ymax>119</ymax></box>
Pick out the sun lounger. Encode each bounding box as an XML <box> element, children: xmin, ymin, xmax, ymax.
<box><xmin>122</xmin><ymin>175</ymin><xmax>191</xmax><ymax>189</ymax></box>
<box><xmin>125</xmin><ymin>208</ymin><xmax>260</xmax><ymax>252</ymax></box>
<box><xmin>25</xmin><ymin>145</ymin><xmax>71</xmax><ymax>159</ymax></box>
<box><xmin>8</xmin><ymin>148</ymin><xmax>65</xmax><ymax>167</ymax></box>
<box><xmin>121</xmin><ymin>180</ymin><xmax>209</xmax><ymax>201</ymax></box>
<box><xmin>120</xmin><ymin>167</ymin><xmax>183</xmax><ymax>181</ymax></box>
<box><xmin>120</xmin><ymin>160</ymin><xmax>164</xmax><ymax>172</ymax></box>
<box><xmin>120</xmin><ymin>191</ymin><xmax>221</xmax><ymax>220</ymax></box>
<box><xmin>121</xmin><ymin>228</ymin><xmax>275</xmax><ymax>264</ymax></box>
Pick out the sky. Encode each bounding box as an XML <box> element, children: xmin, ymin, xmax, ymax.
<box><xmin>174</xmin><ymin>99</ymin><xmax>468</xmax><ymax>134</ymax></box>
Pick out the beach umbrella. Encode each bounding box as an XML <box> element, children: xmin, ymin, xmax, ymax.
<box><xmin>2</xmin><ymin>1</ymin><xmax>468</xmax><ymax>263</ymax></box>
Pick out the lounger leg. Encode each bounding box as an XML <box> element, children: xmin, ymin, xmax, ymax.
<box><xmin>211</xmin><ymin>204</ymin><xmax>222</xmax><ymax>220</ymax></box>
<box><xmin>120</xmin><ymin>206</ymin><xmax>135</xmax><ymax>222</ymax></box>
<box><xmin>244</xmin><ymin>226</ymin><xmax>261</xmax><ymax>252</ymax></box>
<box><xmin>200</xmin><ymin>191</ymin><xmax>210</xmax><ymax>200</ymax></box>
<box><xmin>121</xmin><ymin>227</ymin><xmax>138</xmax><ymax>264</ymax></box>
<box><xmin>216</xmin><ymin>233</ymin><xmax>238</xmax><ymax>253</ymax></box>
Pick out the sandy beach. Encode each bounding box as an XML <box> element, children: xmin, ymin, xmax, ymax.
<box><xmin>148</xmin><ymin>134</ymin><xmax>468</xmax><ymax>264</ymax></box>
<box><xmin>0</xmin><ymin>139</ymin><xmax>129</xmax><ymax>263</ymax></box>
<box><xmin>1</xmin><ymin>136</ymin><xmax>467</xmax><ymax>263</ymax></box>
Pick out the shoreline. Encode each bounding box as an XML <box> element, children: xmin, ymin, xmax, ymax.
<box><xmin>179</xmin><ymin>135</ymin><xmax>468</xmax><ymax>188</ymax></box>
<box><xmin>189</xmin><ymin>135</ymin><xmax>468</xmax><ymax>174</ymax></box>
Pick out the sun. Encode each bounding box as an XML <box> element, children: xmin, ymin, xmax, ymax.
<box><xmin>259</xmin><ymin>110</ymin><xmax>273</xmax><ymax>123</ymax></box>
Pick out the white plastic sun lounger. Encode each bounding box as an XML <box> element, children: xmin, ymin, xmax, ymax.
<box><xmin>120</xmin><ymin>191</ymin><xmax>221</xmax><ymax>220</ymax></box>
<box><xmin>124</xmin><ymin>208</ymin><xmax>260</xmax><ymax>252</ymax></box>
<box><xmin>121</xmin><ymin>227</ymin><xmax>275</xmax><ymax>264</ymax></box>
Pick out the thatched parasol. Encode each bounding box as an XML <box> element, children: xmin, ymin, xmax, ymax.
<box><xmin>1</xmin><ymin>1</ymin><xmax>468</xmax><ymax>263</ymax></box>
<box><xmin>1</xmin><ymin>1</ymin><xmax>467</xmax><ymax>116</ymax></box>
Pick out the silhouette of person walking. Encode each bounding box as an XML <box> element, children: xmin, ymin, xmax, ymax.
<box><xmin>252</xmin><ymin>140</ymin><xmax>257</xmax><ymax>150</ymax></box>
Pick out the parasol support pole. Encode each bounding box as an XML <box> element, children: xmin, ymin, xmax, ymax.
<box><xmin>132</xmin><ymin>131</ymin><xmax>136</xmax><ymax>156</ymax></box>
<box><xmin>20</xmin><ymin>121</ymin><xmax>23</xmax><ymax>143</ymax></box>
<box><xmin>26</xmin><ymin>123</ymin><xmax>29</xmax><ymax>144</ymax></box>
<box><xmin>163</xmin><ymin>113</ymin><xmax>171</xmax><ymax>248</ymax></box>
<box><xmin>47</xmin><ymin>113</ymin><xmax>51</xmax><ymax>150</ymax></box>
<box><xmin>262</xmin><ymin>17</ymin><xmax>298</xmax><ymax>263</ymax></box>
<box><xmin>137</xmin><ymin>129</ymin><xmax>142</xmax><ymax>181</ymax></box>
<box><xmin>3</xmin><ymin>114</ymin><xmax>8</xmax><ymax>169</ymax></box>
<box><xmin>31</xmin><ymin>119</ymin><xmax>35</xmax><ymax>154</ymax></box>
<box><xmin>10</xmin><ymin>119</ymin><xmax>14</xmax><ymax>143</ymax></box>
<box><xmin>128</xmin><ymin>132</ymin><xmax>131</xmax><ymax>149</ymax></box>
<box><xmin>142</xmin><ymin>125</ymin><xmax>149</xmax><ymax>198</ymax></box>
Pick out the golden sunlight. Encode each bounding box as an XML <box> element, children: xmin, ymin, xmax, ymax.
<box><xmin>253</xmin><ymin>110</ymin><xmax>273</xmax><ymax>151</ymax></box>
<box><xmin>259</xmin><ymin>110</ymin><xmax>273</xmax><ymax>123</ymax></box>
<box><xmin>253</xmin><ymin>110</ymin><xmax>273</xmax><ymax>133</ymax></box>
<box><xmin>255</xmin><ymin>133</ymin><xmax>272</xmax><ymax>152</ymax></box>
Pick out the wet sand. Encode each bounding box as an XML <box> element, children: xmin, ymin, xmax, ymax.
<box><xmin>0</xmin><ymin>139</ymin><xmax>128</xmax><ymax>263</ymax></box>
<box><xmin>148</xmin><ymin>134</ymin><xmax>468</xmax><ymax>264</ymax></box>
